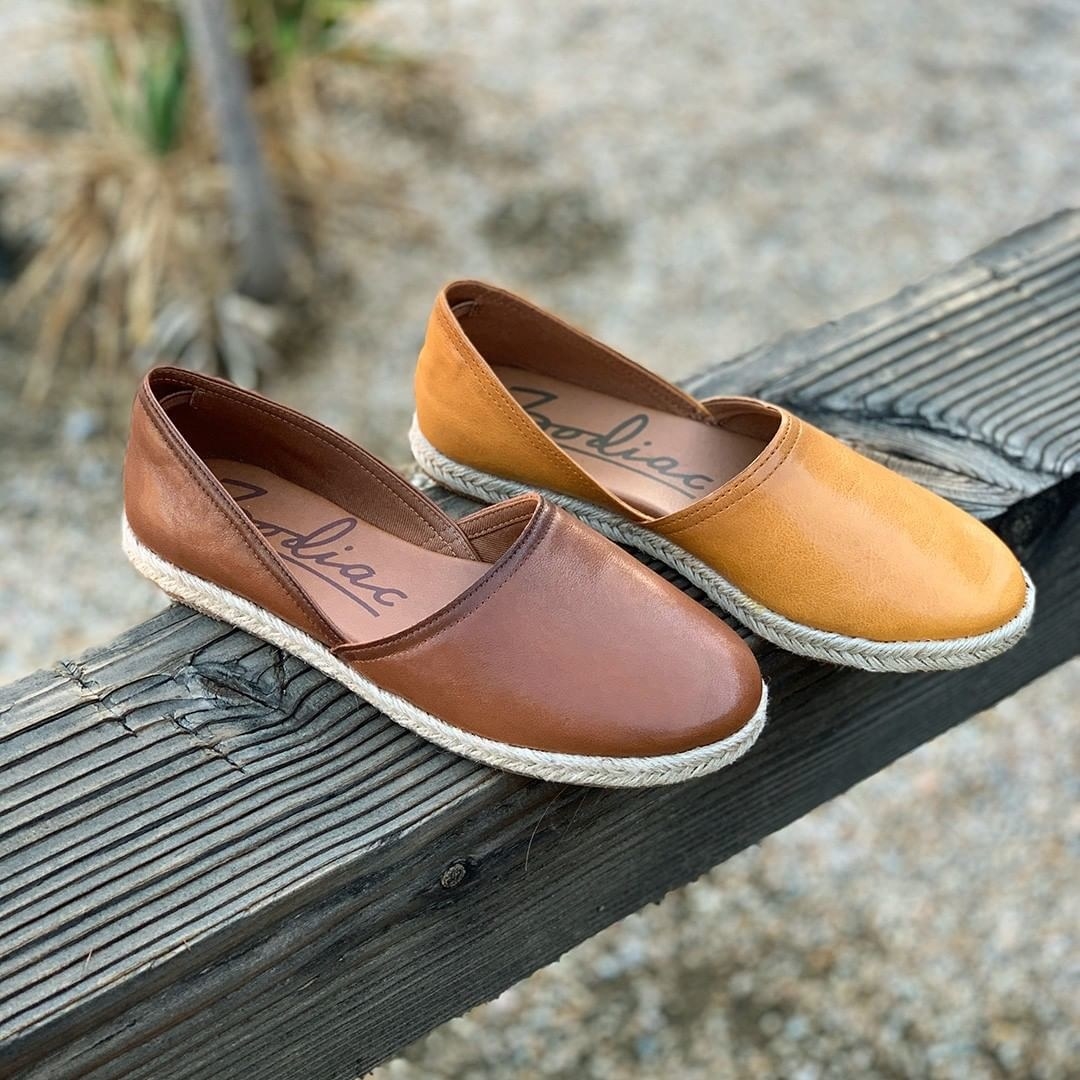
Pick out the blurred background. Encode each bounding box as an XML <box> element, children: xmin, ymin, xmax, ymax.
<box><xmin>0</xmin><ymin>1</ymin><xmax>1077</xmax><ymax>1077</ymax></box>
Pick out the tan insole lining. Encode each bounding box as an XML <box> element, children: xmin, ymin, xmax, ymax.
<box><xmin>493</xmin><ymin>366</ymin><xmax>766</xmax><ymax>517</ymax></box>
<box><xmin>207</xmin><ymin>460</ymin><xmax>490</xmax><ymax>643</ymax></box>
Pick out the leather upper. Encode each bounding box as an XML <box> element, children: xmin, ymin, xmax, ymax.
<box><xmin>125</xmin><ymin>367</ymin><xmax>763</xmax><ymax>757</ymax></box>
<box><xmin>338</xmin><ymin>501</ymin><xmax>762</xmax><ymax>756</ymax></box>
<box><xmin>125</xmin><ymin>372</ymin><xmax>340</xmax><ymax>644</ymax></box>
<box><xmin>652</xmin><ymin>407</ymin><xmax>1028</xmax><ymax>640</ymax></box>
<box><xmin>415</xmin><ymin>281</ymin><xmax>1029</xmax><ymax>644</ymax></box>
<box><xmin>414</xmin><ymin>283</ymin><xmax>701</xmax><ymax>518</ymax></box>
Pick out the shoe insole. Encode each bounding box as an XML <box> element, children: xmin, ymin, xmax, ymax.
<box><xmin>206</xmin><ymin>459</ymin><xmax>490</xmax><ymax>644</ymax></box>
<box><xmin>493</xmin><ymin>366</ymin><xmax>766</xmax><ymax>517</ymax></box>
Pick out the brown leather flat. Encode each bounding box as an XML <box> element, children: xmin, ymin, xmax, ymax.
<box><xmin>122</xmin><ymin>367</ymin><xmax>767</xmax><ymax>787</ymax></box>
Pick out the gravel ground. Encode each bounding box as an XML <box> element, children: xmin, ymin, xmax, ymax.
<box><xmin>0</xmin><ymin>1</ymin><xmax>1078</xmax><ymax>1077</ymax></box>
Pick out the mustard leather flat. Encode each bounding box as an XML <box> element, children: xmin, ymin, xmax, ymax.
<box><xmin>122</xmin><ymin>366</ymin><xmax>766</xmax><ymax>786</ymax></box>
<box><xmin>410</xmin><ymin>281</ymin><xmax>1034</xmax><ymax>672</ymax></box>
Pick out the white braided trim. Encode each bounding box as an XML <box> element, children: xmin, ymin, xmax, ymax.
<box><xmin>122</xmin><ymin>516</ymin><xmax>768</xmax><ymax>788</ymax></box>
<box><xmin>409</xmin><ymin>418</ymin><xmax>1036</xmax><ymax>674</ymax></box>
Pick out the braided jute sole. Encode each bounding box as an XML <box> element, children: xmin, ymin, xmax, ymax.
<box><xmin>409</xmin><ymin>418</ymin><xmax>1036</xmax><ymax>673</ymax></box>
<box><xmin>122</xmin><ymin>516</ymin><xmax>768</xmax><ymax>788</ymax></box>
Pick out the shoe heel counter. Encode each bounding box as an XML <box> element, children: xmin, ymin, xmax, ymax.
<box><xmin>414</xmin><ymin>301</ymin><xmax>467</xmax><ymax>456</ymax></box>
<box><xmin>414</xmin><ymin>298</ymin><xmax>543</xmax><ymax>480</ymax></box>
<box><xmin>414</xmin><ymin>294</ymin><xmax>631</xmax><ymax>514</ymax></box>
<box><xmin>123</xmin><ymin>383</ymin><xmax>337</xmax><ymax>644</ymax></box>
<box><xmin>123</xmin><ymin>388</ymin><xmax>191</xmax><ymax>559</ymax></box>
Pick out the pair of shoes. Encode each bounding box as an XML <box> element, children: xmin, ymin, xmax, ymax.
<box><xmin>122</xmin><ymin>283</ymin><xmax>1034</xmax><ymax>788</ymax></box>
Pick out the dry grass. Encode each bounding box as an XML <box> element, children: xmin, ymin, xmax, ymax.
<box><xmin>0</xmin><ymin>0</ymin><xmax>387</xmax><ymax>403</ymax></box>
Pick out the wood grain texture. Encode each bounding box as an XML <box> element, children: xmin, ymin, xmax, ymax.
<box><xmin>685</xmin><ymin>209</ymin><xmax>1080</xmax><ymax>515</ymax></box>
<box><xmin>2</xmin><ymin>212</ymin><xmax>1078</xmax><ymax>1080</ymax></box>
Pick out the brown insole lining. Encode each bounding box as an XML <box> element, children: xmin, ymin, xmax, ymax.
<box><xmin>207</xmin><ymin>460</ymin><xmax>490</xmax><ymax>643</ymax></box>
<box><xmin>493</xmin><ymin>366</ymin><xmax>766</xmax><ymax>517</ymax></box>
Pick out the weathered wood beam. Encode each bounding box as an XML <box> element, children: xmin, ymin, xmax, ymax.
<box><xmin>685</xmin><ymin>209</ymin><xmax>1080</xmax><ymax>516</ymax></box>
<box><xmin>1</xmin><ymin>212</ymin><xmax>1077</xmax><ymax>1080</ymax></box>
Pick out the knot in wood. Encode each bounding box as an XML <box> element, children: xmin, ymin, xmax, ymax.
<box><xmin>440</xmin><ymin>861</ymin><xmax>467</xmax><ymax>889</ymax></box>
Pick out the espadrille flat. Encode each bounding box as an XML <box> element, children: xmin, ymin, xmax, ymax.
<box><xmin>409</xmin><ymin>281</ymin><xmax>1035</xmax><ymax>673</ymax></box>
<box><xmin>122</xmin><ymin>366</ymin><xmax>766</xmax><ymax>787</ymax></box>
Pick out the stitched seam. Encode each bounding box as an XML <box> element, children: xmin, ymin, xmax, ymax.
<box><xmin>188</xmin><ymin>382</ymin><xmax>462</xmax><ymax>556</ymax></box>
<box><xmin>358</xmin><ymin>508</ymin><xmax>555</xmax><ymax>660</ymax></box>
<box><xmin>645</xmin><ymin>421</ymin><xmax>787</xmax><ymax>534</ymax></box>
<box><xmin>661</xmin><ymin>416</ymin><xmax>797</xmax><ymax>535</ymax></box>
<box><xmin>472</xmin><ymin>291</ymin><xmax>694</xmax><ymax>414</ymax></box>
<box><xmin>191</xmin><ymin>383</ymin><xmax>455</xmax><ymax>552</ymax></box>
<box><xmin>154</xmin><ymin>371</ymin><xmax>463</xmax><ymax>554</ymax></box>
<box><xmin>477</xmin><ymin>291</ymin><xmax>682</xmax><ymax>411</ymax></box>
<box><xmin>342</xmin><ymin>506</ymin><xmax>553</xmax><ymax>655</ymax></box>
<box><xmin>435</xmin><ymin>304</ymin><xmax>577</xmax><ymax>468</ymax></box>
<box><xmin>338</xmin><ymin>506</ymin><xmax>556</xmax><ymax>660</ymax></box>
<box><xmin>434</xmin><ymin>303</ymin><xmax>604</xmax><ymax>491</ymax></box>
<box><xmin>465</xmin><ymin>513</ymin><xmax>534</xmax><ymax>539</ymax></box>
<box><xmin>663</xmin><ymin>418</ymin><xmax>803</xmax><ymax>537</ymax></box>
<box><xmin>136</xmin><ymin>393</ymin><xmax>333</xmax><ymax>636</ymax></box>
